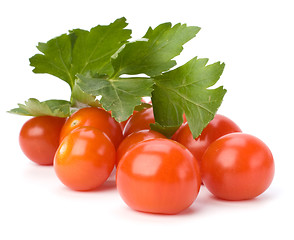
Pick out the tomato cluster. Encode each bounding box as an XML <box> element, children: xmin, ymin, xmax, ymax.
<box><xmin>19</xmin><ymin>106</ymin><xmax>275</xmax><ymax>215</ymax></box>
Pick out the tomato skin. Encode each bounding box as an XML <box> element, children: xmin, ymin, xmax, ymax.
<box><xmin>119</xmin><ymin>110</ymin><xmax>139</xmax><ymax>130</ymax></box>
<box><xmin>116</xmin><ymin>138</ymin><xmax>201</xmax><ymax>214</ymax></box>
<box><xmin>123</xmin><ymin>108</ymin><xmax>155</xmax><ymax>137</ymax></box>
<box><xmin>119</xmin><ymin>115</ymin><xmax>133</xmax><ymax>130</ymax></box>
<box><xmin>116</xmin><ymin>130</ymin><xmax>166</xmax><ymax>165</ymax></box>
<box><xmin>171</xmin><ymin>123</ymin><xmax>185</xmax><ymax>140</ymax></box>
<box><xmin>19</xmin><ymin>116</ymin><xmax>66</xmax><ymax>165</ymax></box>
<box><xmin>174</xmin><ymin>114</ymin><xmax>241</xmax><ymax>166</ymax></box>
<box><xmin>170</xmin><ymin>114</ymin><xmax>187</xmax><ymax>140</ymax></box>
<box><xmin>54</xmin><ymin>127</ymin><xmax>116</xmax><ymax>191</ymax></box>
<box><xmin>120</xmin><ymin>98</ymin><xmax>150</xmax><ymax>130</ymax></box>
<box><xmin>60</xmin><ymin>107</ymin><xmax>123</xmax><ymax>148</ymax></box>
<box><xmin>201</xmin><ymin>133</ymin><xmax>275</xmax><ymax>201</ymax></box>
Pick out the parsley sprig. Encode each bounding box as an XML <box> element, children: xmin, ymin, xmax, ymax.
<box><xmin>9</xmin><ymin>17</ymin><xmax>226</xmax><ymax>138</ymax></box>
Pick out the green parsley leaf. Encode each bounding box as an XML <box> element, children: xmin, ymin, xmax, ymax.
<box><xmin>14</xmin><ymin>18</ymin><xmax>226</xmax><ymax>138</ymax></box>
<box><xmin>77</xmin><ymin>22</ymin><xmax>200</xmax><ymax>123</ymax></box>
<box><xmin>111</xmin><ymin>23</ymin><xmax>200</xmax><ymax>77</ymax></box>
<box><xmin>8</xmin><ymin>98</ymin><xmax>71</xmax><ymax>117</ymax></box>
<box><xmin>150</xmin><ymin>122</ymin><xmax>181</xmax><ymax>138</ymax></box>
<box><xmin>70</xmin><ymin>18</ymin><xmax>132</xmax><ymax>78</ymax></box>
<box><xmin>30</xmin><ymin>33</ymin><xmax>74</xmax><ymax>87</ymax></box>
<box><xmin>70</xmin><ymin>84</ymin><xmax>102</xmax><ymax>108</ymax></box>
<box><xmin>29</xmin><ymin>17</ymin><xmax>131</xmax><ymax>90</ymax></box>
<box><xmin>152</xmin><ymin>57</ymin><xmax>226</xmax><ymax>138</ymax></box>
<box><xmin>134</xmin><ymin>102</ymin><xmax>152</xmax><ymax>112</ymax></box>
<box><xmin>77</xmin><ymin>74</ymin><xmax>153</xmax><ymax>122</ymax></box>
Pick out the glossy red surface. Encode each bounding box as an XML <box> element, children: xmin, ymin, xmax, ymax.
<box><xmin>116</xmin><ymin>138</ymin><xmax>201</xmax><ymax>214</ymax></box>
<box><xmin>175</xmin><ymin>114</ymin><xmax>241</xmax><ymax>165</ymax></box>
<box><xmin>60</xmin><ymin>107</ymin><xmax>123</xmax><ymax>148</ymax></box>
<box><xmin>19</xmin><ymin>116</ymin><xmax>65</xmax><ymax>165</ymax></box>
<box><xmin>123</xmin><ymin>108</ymin><xmax>155</xmax><ymax>137</ymax></box>
<box><xmin>54</xmin><ymin>127</ymin><xmax>116</xmax><ymax>191</ymax></box>
<box><xmin>201</xmin><ymin>133</ymin><xmax>275</xmax><ymax>200</ymax></box>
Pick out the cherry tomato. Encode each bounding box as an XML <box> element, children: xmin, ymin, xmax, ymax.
<box><xmin>201</xmin><ymin>133</ymin><xmax>275</xmax><ymax>201</ymax></box>
<box><xmin>174</xmin><ymin>114</ymin><xmax>241</xmax><ymax>166</ymax></box>
<box><xmin>116</xmin><ymin>130</ymin><xmax>166</xmax><ymax>165</ymax></box>
<box><xmin>123</xmin><ymin>107</ymin><xmax>155</xmax><ymax>137</ymax></box>
<box><xmin>116</xmin><ymin>138</ymin><xmax>201</xmax><ymax>214</ymax></box>
<box><xmin>171</xmin><ymin>123</ymin><xmax>186</xmax><ymax>140</ymax></box>
<box><xmin>119</xmin><ymin>109</ymin><xmax>140</xmax><ymax>130</ymax></box>
<box><xmin>119</xmin><ymin>115</ymin><xmax>133</xmax><ymax>130</ymax></box>
<box><xmin>19</xmin><ymin>116</ymin><xmax>66</xmax><ymax>165</ymax></box>
<box><xmin>54</xmin><ymin>127</ymin><xmax>116</xmax><ymax>191</ymax></box>
<box><xmin>120</xmin><ymin>99</ymin><xmax>152</xmax><ymax>130</ymax></box>
<box><xmin>60</xmin><ymin>107</ymin><xmax>123</xmax><ymax>148</ymax></box>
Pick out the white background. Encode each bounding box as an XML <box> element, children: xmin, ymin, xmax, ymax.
<box><xmin>1</xmin><ymin>0</ymin><xmax>293</xmax><ymax>239</ymax></box>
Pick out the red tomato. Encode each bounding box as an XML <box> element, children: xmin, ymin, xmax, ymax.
<box><xmin>183</xmin><ymin>113</ymin><xmax>187</xmax><ymax>123</ymax></box>
<box><xmin>54</xmin><ymin>127</ymin><xmax>116</xmax><ymax>191</ymax></box>
<box><xmin>174</xmin><ymin>114</ymin><xmax>241</xmax><ymax>166</ymax></box>
<box><xmin>60</xmin><ymin>107</ymin><xmax>122</xmax><ymax>148</ymax></box>
<box><xmin>116</xmin><ymin>130</ymin><xmax>166</xmax><ymax>165</ymax></box>
<box><xmin>116</xmin><ymin>138</ymin><xmax>201</xmax><ymax>214</ymax></box>
<box><xmin>19</xmin><ymin>116</ymin><xmax>66</xmax><ymax>165</ymax></box>
<box><xmin>171</xmin><ymin>123</ymin><xmax>186</xmax><ymax>140</ymax></box>
<box><xmin>120</xmin><ymin>99</ymin><xmax>152</xmax><ymax>130</ymax></box>
<box><xmin>119</xmin><ymin>109</ymin><xmax>140</xmax><ymax>130</ymax></box>
<box><xmin>123</xmin><ymin>107</ymin><xmax>155</xmax><ymax>137</ymax></box>
<box><xmin>201</xmin><ymin>133</ymin><xmax>275</xmax><ymax>201</ymax></box>
<box><xmin>119</xmin><ymin>115</ymin><xmax>133</xmax><ymax>130</ymax></box>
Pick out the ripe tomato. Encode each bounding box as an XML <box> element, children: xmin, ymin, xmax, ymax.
<box><xmin>201</xmin><ymin>133</ymin><xmax>275</xmax><ymax>201</ymax></box>
<box><xmin>119</xmin><ymin>109</ymin><xmax>139</xmax><ymax>130</ymax></box>
<box><xmin>120</xmin><ymin>98</ymin><xmax>152</xmax><ymax>130</ymax></box>
<box><xmin>123</xmin><ymin>107</ymin><xmax>155</xmax><ymax>137</ymax></box>
<box><xmin>174</xmin><ymin>114</ymin><xmax>241</xmax><ymax>166</ymax></box>
<box><xmin>116</xmin><ymin>130</ymin><xmax>166</xmax><ymax>165</ymax></box>
<box><xmin>119</xmin><ymin>115</ymin><xmax>133</xmax><ymax>130</ymax></box>
<box><xmin>19</xmin><ymin>116</ymin><xmax>66</xmax><ymax>165</ymax></box>
<box><xmin>170</xmin><ymin>114</ymin><xmax>187</xmax><ymax>140</ymax></box>
<box><xmin>60</xmin><ymin>107</ymin><xmax>123</xmax><ymax>148</ymax></box>
<box><xmin>116</xmin><ymin>138</ymin><xmax>201</xmax><ymax>214</ymax></box>
<box><xmin>54</xmin><ymin>127</ymin><xmax>116</xmax><ymax>191</ymax></box>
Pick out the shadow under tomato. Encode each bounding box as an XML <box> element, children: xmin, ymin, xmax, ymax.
<box><xmin>94</xmin><ymin>179</ymin><xmax>117</xmax><ymax>192</ymax></box>
<box><xmin>55</xmin><ymin>179</ymin><xmax>117</xmax><ymax>198</ymax></box>
<box><xmin>176</xmin><ymin>205</ymin><xmax>199</xmax><ymax>216</ymax></box>
<box><xmin>23</xmin><ymin>162</ymin><xmax>55</xmax><ymax>183</ymax></box>
<box><xmin>197</xmin><ymin>185</ymin><xmax>279</xmax><ymax>212</ymax></box>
